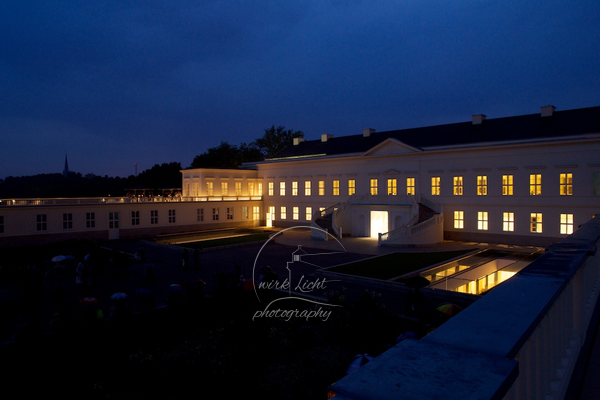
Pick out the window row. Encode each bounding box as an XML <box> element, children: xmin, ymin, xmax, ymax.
<box><xmin>196</xmin><ymin>207</ymin><xmax>261</xmax><ymax>222</ymax></box>
<box><xmin>202</xmin><ymin>182</ymin><xmax>263</xmax><ymax>197</ymax></box>
<box><xmin>267</xmin><ymin>178</ymin><xmax>417</xmax><ymax>197</ymax></box>
<box><xmin>32</xmin><ymin>211</ymin><xmax>179</xmax><ymax>231</ymax></box>
<box><xmin>265</xmin><ymin>173</ymin><xmax>579</xmax><ymax>197</ymax></box>
<box><xmin>446</xmin><ymin>173</ymin><xmax>573</xmax><ymax>196</ymax></box>
<box><xmin>275</xmin><ymin>206</ymin><xmax>328</xmax><ymax>221</ymax></box>
<box><xmin>453</xmin><ymin>211</ymin><xmax>575</xmax><ymax>234</ymax></box>
<box><xmin>22</xmin><ymin>207</ymin><xmax>263</xmax><ymax>232</ymax></box>
<box><xmin>35</xmin><ymin>212</ymin><xmax>102</xmax><ymax>231</ymax></box>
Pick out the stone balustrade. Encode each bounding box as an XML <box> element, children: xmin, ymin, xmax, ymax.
<box><xmin>329</xmin><ymin>215</ymin><xmax>600</xmax><ymax>399</ymax></box>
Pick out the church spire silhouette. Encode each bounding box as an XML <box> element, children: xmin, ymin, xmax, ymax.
<box><xmin>63</xmin><ymin>153</ymin><xmax>70</xmax><ymax>176</ymax></box>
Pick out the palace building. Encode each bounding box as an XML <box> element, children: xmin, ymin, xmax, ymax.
<box><xmin>1</xmin><ymin>104</ymin><xmax>599</xmax><ymax>248</ymax></box>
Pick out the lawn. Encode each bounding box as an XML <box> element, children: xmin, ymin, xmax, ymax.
<box><xmin>326</xmin><ymin>249</ymin><xmax>476</xmax><ymax>280</ymax></box>
<box><xmin>175</xmin><ymin>233</ymin><xmax>271</xmax><ymax>249</ymax></box>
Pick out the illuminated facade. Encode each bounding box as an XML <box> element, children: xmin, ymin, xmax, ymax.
<box><xmin>197</xmin><ymin>104</ymin><xmax>598</xmax><ymax>247</ymax></box>
<box><xmin>1</xmin><ymin>105</ymin><xmax>599</xmax><ymax>247</ymax></box>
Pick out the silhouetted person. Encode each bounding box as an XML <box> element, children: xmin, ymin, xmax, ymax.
<box><xmin>406</xmin><ymin>287</ymin><xmax>424</xmax><ymax>318</ymax></box>
<box><xmin>182</xmin><ymin>249</ymin><xmax>189</xmax><ymax>270</ymax></box>
<box><xmin>193</xmin><ymin>248</ymin><xmax>201</xmax><ymax>270</ymax></box>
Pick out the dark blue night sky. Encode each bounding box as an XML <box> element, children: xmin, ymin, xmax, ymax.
<box><xmin>1</xmin><ymin>1</ymin><xmax>599</xmax><ymax>178</ymax></box>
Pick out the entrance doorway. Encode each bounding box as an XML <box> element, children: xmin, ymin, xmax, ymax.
<box><xmin>370</xmin><ymin>211</ymin><xmax>388</xmax><ymax>238</ymax></box>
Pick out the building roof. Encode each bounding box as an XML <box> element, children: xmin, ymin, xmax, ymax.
<box><xmin>267</xmin><ymin>105</ymin><xmax>600</xmax><ymax>160</ymax></box>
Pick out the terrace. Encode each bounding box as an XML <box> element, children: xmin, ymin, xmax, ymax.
<box><xmin>327</xmin><ymin>215</ymin><xmax>600</xmax><ymax>399</ymax></box>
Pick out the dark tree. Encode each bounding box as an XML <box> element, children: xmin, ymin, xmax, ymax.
<box><xmin>129</xmin><ymin>162</ymin><xmax>182</xmax><ymax>189</ymax></box>
<box><xmin>254</xmin><ymin>125</ymin><xmax>304</xmax><ymax>159</ymax></box>
<box><xmin>190</xmin><ymin>141</ymin><xmax>262</xmax><ymax>169</ymax></box>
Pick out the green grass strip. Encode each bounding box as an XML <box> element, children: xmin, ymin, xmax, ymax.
<box><xmin>177</xmin><ymin>233</ymin><xmax>271</xmax><ymax>250</ymax></box>
<box><xmin>327</xmin><ymin>249</ymin><xmax>475</xmax><ymax>280</ymax></box>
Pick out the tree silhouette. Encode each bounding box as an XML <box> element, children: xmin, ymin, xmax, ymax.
<box><xmin>254</xmin><ymin>125</ymin><xmax>304</xmax><ymax>159</ymax></box>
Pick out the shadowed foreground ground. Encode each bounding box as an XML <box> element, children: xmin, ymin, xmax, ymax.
<box><xmin>0</xmin><ymin>234</ymin><xmax>466</xmax><ymax>399</ymax></box>
<box><xmin>2</xmin><ymin>287</ymin><xmax>412</xmax><ymax>400</ymax></box>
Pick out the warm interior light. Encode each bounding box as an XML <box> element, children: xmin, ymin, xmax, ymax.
<box><xmin>370</xmin><ymin>211</ymin><xmax>388</xmax><ymax>238</ymax></box>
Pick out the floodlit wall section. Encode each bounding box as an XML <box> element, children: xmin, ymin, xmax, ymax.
<box><xmin>428</xmin><ymin>258</ymin><xmax>524</xmax><ymax>294</ymax></box>
<box><xmin>253</xmin><ymin>137</ymin><xmax>600</xmax><ymax>244</ymax></box>
<box><xmin>0</xmin><ymin>200</ymin><xmax>262</xmax><ymax>246</ymax></box>
<box><xmin>181</xmin><ymin>168</ymin><xmax>262</xmax><ymax>199</ymax></box>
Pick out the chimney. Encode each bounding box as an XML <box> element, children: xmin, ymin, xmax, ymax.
<box><xmin>293</xmin><ymin>137</ymin><xmax>305</xmax><ymax>146</ymax></box>
<box><xmin>363</xmin><ymin>128</ymin><xmax>375</xmax><ymax>137</ymax></box>
<box><xmin>541</xmin><ymin>105</ymin><xmax>556</xmax><ymax>117</ymax></box>
<box><xmin>472</xmin><ymin>114</ymin><xmax>486</xmax><ymax>125</ymax></box>
<box><xmin>321</xmin><ymin>134</ymin><xmax>333</xmax><ymax>142</ymax></box>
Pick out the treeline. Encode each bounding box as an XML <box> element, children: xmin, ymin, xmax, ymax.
<box><xmin>0</xmin><ymin>125</ymin><xmax>304</xmax><ymax>198</ymax></box>
<box><xmin>189</xmin><ymin>125</ymin><xmax>303</xmax><ymax>168</ymax></box>
<box><xmin>0</xmin><ymin>162</ymin><xmax>183</xmax><ymax>198</ymax></box>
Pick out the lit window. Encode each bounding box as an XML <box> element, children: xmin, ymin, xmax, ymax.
<box><xmin>109</xmin><ymin>212</ymin><xmax>119</xmax><ymax>229</ymax></box>
<box><xmin>348</xmin><ymin>180</ymin><xmax>356</xmax><ymax>196</ymax></box>
<box><xmin>86</xmin><ymin>212</ymin><xmax>95</xmax><ymax>228</ymax></box>
<box><xmin>227</xmin><ymin>207</ymin><xmax>234</xmax><ymax>220</ymax></box>
<box><xmin>387</xmin><ymin>179</ymin><xmax>397</xmax><ymax>195</ymax></box>
<box><xmin>192</xmin><ymin>182</ymin><xmax>199</xmax><ymax>196</ymax></box>
<box><xmin>131</xmin><ymin>211</ymin><xmax>139</xmax><ymax>226</ymax></box>
<box><xmin>530</xmin><ymin>174</ymin><xmax>542</xmax><ymax>195</ymax></box>
<box><xmin>306</xmin><ymin>207</ymin><xmax>312</xmax><ymax>221</ymax></box>
<box><xmin>406</xmin><ymin>178</ymin><xmax>415</xmax><ymax>195</ymax></box>
<box><xmin>560</xmin><ymin>173</ymin><xmax>573</xmax><ymax>196</ymax></box>
<box><xmin>280</xmin><ymin>182</ymin><xmax>286</xmax><ymax>196</ymax></box>
<box><xmin>252</xmin><ymin>206</ymin><xmax>260</xmax><ymax>220</ymax></box>
<box><xmin>453</xmin><ymin>176</ymin><xmax>463</xmax><ymax>195</ymax></box>
<box><xmin>477</xmin><ymin>176</ymin><xmax>487</xmax><ymax>195</ymax></box>
<box><xmin>370</xmin><ymin>179</ymin><xmax>378</xmax><ymax>195</ymax></box>
<box><xmin>197</xmin><ymin>208</ymin><xmax>204</xmax><ymax>222</ymax></box>
<box><xmin>305</xmin><ymin>181</ymin><xmax>311</xmax><ymax>196</ymax></box>
<box><xmin>168</xmin><ymin>209</ymin><xmax>176</xmax><ymax>223</ymax></box>
<box><xmin>503</xmin><ymin>212</ymin><xmax>514</xmax><ymax>232</ymax></box>
<box><xmin>477</xmin><ymin>211</ymin><xmax>488</xmax><ymax>230</ymax></box>
<box><xmin>281</xmin><ymin>206</ymin><xmax>287</xmax><ymax>219</ymax></box>
<box><xmin>502</xmin><ymin>175</ymin><xmax>513</xmax><ymax>195</ymax></box>
<box><xmin>257</xmin><ymin>183</ymin><xmax>263</xmax><ymax>196</ymax></box>
<box><xmin>63</xmin><ymin>213</ymin><xmax>73</xmax><ymax>230</ymax></box>
<box><xmin>37</xmin><ymin>214</ymin><xmax>47</xmax><ymax>231</ymax></box>
<box><xmin>333</xmin><ymin>180</ymin><xmax>340</xmax><ymax>196</ymax></box>
<box><xmin>207</xmin><ymin>182</ymin><xmax>214</xmax><ymax>196</ymax></box>
<box><xmin>268</xmin><ymin>182</ymin><xmax>274</xmax><ymax>196</ymax></box>
<box><xmin>242</xmin><ymin>207</ymin><xmax>249</xmax><ymax>219</ymax></box>
<box><xmin>212</xmin><ymin>208</ymin><xmax>219</xmax><ymax>221</ymax></box>
<box><xmin>318</xmin><ymin>181</ymin><xmax>325</xmax><ymax>196</ymax></box>
<box><xmin>248</xmin><ymin>182</ymin><xmax>255</xmax><ymax>196</ymax></box>
<box><xmin>151</xmin><ymin>210</ymin><xmax>158</xmax><ymax>224</ymax></box>
<box><xmin>292</xmin><ymin>181</ymin><xmax>298</xmax><ymax>196</ymax></box>
<box><xmin>454</xmin><ymin>211</ymin><xmax>464</xmax><ymax>229</ymax></box>
<box><xmin>235</xmin><ymin>182</ymin><xmax>242</xmax><ymax>196</ymax></box>
<box><xmin>560</xmin><ymin>214</ymin><xmax>574</xmax><ymax>234</ymax></box>
<box><xmin>221</xmin><ymin>182</ymin><xmax>228</xmax><ymax>196</ymax></box>
<box><xmin>431</xmin><ymin>177</ymin><xmax>440</xmax><ymax>196</ymax></box>
<box><xmin>293</xmin><ymin>207</ymin><xmax>299</xmax><ymax>220</ymax></box>
<box><xmin>530</xmin><ymin>213</ymin><xmax>543</xmax><ymax>233</ymax></box>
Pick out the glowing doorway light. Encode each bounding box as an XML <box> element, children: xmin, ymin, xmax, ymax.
<box><xmin>370</xmin><ymin>211</ymin><xmax>388</xmax><ymax>238</ymax></box>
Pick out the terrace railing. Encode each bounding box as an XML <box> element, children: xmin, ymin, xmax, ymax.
<box><xmin>0</xmin><ymin>195</ymin><xmax>263</xmax><ymax>207</ymax></box>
